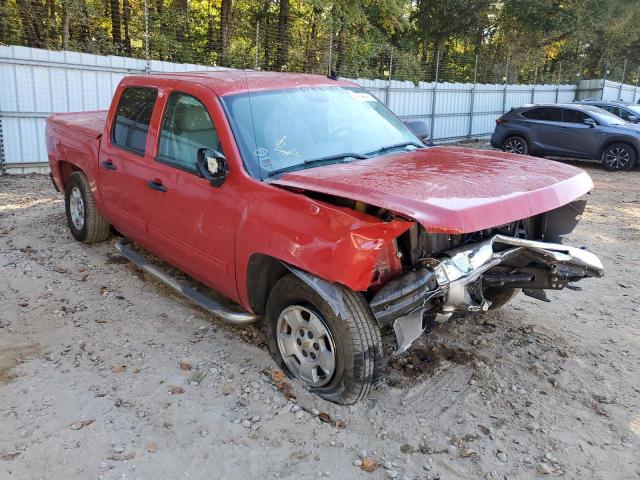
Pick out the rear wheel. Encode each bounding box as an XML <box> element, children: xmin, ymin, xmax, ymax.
<box><xmin>65</xmin><ymin>171</ymin><xmax>111</xmax><ymax>243</ymax></box>
<box><xmin>267</xmin><ymin>274</ymin><xmax>381</xmax><ymax>405</ymax></box>
<box><xmin>502</xmin><ymin>136</ymin><xmax>529</xmax><ymax>155</ymax></box>
<box><xmin>601</xmin><ymin>143</ymin><xmax>636</xmax><ymax>171</ymax></box>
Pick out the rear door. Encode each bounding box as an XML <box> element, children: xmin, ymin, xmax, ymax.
<box><xmin>143</xmin><ymin>85</ymin><xmax>238</xmax><ymax>300</ymax></box>
<box><xmin>99</xmin><ymin>86</ymin><xmax>158</xmax><ymax>240</ymax></box>
<box><xmin>521</xmin><ymin>107</ymin><xmax>565</xmax><ymax>154</ymax></box>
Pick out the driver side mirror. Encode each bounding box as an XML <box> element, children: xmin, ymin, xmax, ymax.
<box><xmin>627</xmin><ymin>115</ymin><xmax>639</xmax><ymax>124</ymax></box>
<box><xmin>196</xmin><ymin>148</ymin><xmax>228</xmax><ymax>187</ymax></box>
<box><xmin>404</xmin><ymin>120</ymin><xmax>430</xmax><ymax>142</ymax></box>
<box><xmin>583</xmin><ymin>117</ymin><xmax>597</xmax><ymax>128</ymax></box>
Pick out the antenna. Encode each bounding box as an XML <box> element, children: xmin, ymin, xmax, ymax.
<box><xmin>243</xmin><ymin>68</ymin><xmax>261</xmax><ymax>178</ymax></box>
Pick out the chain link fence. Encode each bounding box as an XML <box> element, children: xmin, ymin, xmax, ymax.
<box><xmin>2</xmin><ymin>0</ymin><xmax>639</xmax><ymax>86</ymax></box>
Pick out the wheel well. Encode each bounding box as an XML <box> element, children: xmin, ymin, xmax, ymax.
<box><xmin>503</xmin><ymin>133</ymin><xmax>529</xmax><ymax>146</ymax></box>
<box><xmin>246</xmin><ymin>253</ymin><xmax>289</xmax><ymax>315</ymax></box>
<box><xmin>599</xmin><ymin>140</ymin><xmax>637</xmax><ymax>159</ymax></box>
<box><xmin>57</xmin><ymin>161</ymin><xmax>81</xmax><ymax>192</ymax></box>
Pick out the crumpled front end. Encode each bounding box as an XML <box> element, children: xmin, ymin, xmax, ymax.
<box><xmin>370</xmin><ymin>234</ymin><xmax>604</xmax><ymax>354</ymax></box>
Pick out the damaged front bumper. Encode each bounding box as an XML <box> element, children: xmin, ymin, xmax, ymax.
<box><xmin>370</xmin><ymin>235</ymin><xmax>604</xmax><ymax>355</ymax></box>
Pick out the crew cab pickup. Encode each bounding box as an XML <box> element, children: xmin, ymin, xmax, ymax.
<box><xmin>46</xmin><ymin>71</ymin><xmax>603</xmax><ymax>404</ymax></box>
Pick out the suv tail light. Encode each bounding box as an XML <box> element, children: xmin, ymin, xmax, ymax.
<box><xmin>495</xmin><ymin>118</ymin><xmax>507</xmax><ymax>125</ymax></box>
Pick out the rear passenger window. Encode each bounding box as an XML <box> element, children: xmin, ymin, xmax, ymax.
<box><xmin>562</xmin><ymin>109</ymin><xmax>589</xmax><ymax>124</ymax></box>
<box><xmin>522</xmin><ymin>108</ymin><xmax>561</xmax><ymax>122</ymax></box>
<box><xmin>157</xmin><ymin>93</ymin><xmax>221</xmax><ymax>173</ymax></box>
<box><xmin>112</xmin><ymin>87</ymin><xmax>158</xmax><ymax>154</ymax></box>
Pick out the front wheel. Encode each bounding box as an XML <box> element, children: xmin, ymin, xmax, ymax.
<box><xmin>266</xmin><ymin>274</ymin><xmax>382</xmax><ymax>405</ymax></box>
<box><xmin>502</xmin><ymin>136</ymin><xmax>529</xmax><ymax>155</ymax></box>
<box><xmin>601</xmin><ymin>143</ymin><xmax>636</xmax><ymax>171</ymax></box>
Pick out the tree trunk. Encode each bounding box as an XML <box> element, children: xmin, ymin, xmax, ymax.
<box><xmin>15</xmin><ymin>0</ymin><xmax>46</xmax><ymax>48</ymax></box>
<box><xmin>218</xmin><ymin>0</ymin><xmax>232</xmax><ymax>65</ymax></box>
<box><xmin>155</xmin><ymin>0</ymin><xmax>162</xmax><ymax>13</ymax></box>
<box><xmin>335</xmin><ymin>19</ymin><xmax>347</xmax><ymax>76</ymax></box>
<box><xmin>46</xmin><ymin>0</ymin><xmax>56</xmax><ymax>47</ymax></box>
<box><xmin>175</xmin><ymin>0</ymin><xmax>187</xmax><ymax>43</ymax></box>
<box><xmin>303</xmin><ymin>5</ymin><xmax>321</xmax><ymax>73</ymax></box>
<box><xmin>122</xmin><ymin>0</ymin><xmax>132</xmax><ymax>56</ymax></box>
<box><xmin>275</xmin><ymin>0</ymin><xmax>288</xmax><ymax>70</ymax></box>
<box><xmin>62</xmin><ymin>0</ymin><xmax>70</xmax><ymax>49</ymax></box>
<box><xmin>109</xmin><ymin>0</ymin><xmax>122</xmax><ymax>51</ymax></box>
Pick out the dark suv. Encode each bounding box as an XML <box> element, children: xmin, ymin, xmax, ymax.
<box><xmin>491</xmin><ymin>104</ymin><xmax>640</xmax><ymax>171</ymax></box>
<box><xmin>574</xmin><ymin>100</ymin><xmax>640</xmax><ymax>124</ymax></box>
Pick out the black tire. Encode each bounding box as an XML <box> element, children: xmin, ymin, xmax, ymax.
<box><xmin>65</xmin><ymin>171</ymin><xmax>111</xmax><ymax>243</ymax></box>
<box><xmin>266</xmin><ymin>274</ymin><xmax>382</xmax><ymax>405</ymax></box>
<box><xmin>502</xmin><ymin>136</ymin><xmax>529</xmax><ymax>155</ymax></box>
<box><xmin>601</xmin><ymin>143</ymin><xmax>636</xmax><ymax>171</ymax></box>
<box><xmin>484</xmin><ymin>287</ymin><xmax>521</xmax><ymax>310</ymax></box>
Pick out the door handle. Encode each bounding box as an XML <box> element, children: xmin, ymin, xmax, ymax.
<box><xmin>147</xmin><ymin>180</ymin><xmax>167</xmax><ymax>192</ymax></box>
<box><xmin>560</xmin><ymin>127</ymin><xmax>569</xmax><ymax>131</ymax></box>
<box><xmin>101</xmin><ymin>159</ymin><xmax>117</xmax><ymax>171</ymax></box>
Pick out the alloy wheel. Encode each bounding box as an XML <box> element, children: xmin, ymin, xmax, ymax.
<box><xmin>604</xmin><ymin>146</ymin><xmax>631</xmax><ymax>170</ymax></box>
<box><xmin>504</xmin><ymin>138</ymin><xmax>525</xmax><ymax>154</ymax></box>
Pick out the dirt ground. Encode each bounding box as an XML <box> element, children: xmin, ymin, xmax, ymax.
<box><xmin>1</xmin><ymin>158</ymin><xmax>639</xmax><ymax>480</ymax></box>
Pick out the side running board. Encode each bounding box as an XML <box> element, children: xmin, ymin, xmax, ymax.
<box><xmin>115</xmin><ymin>239</ymin><xmax>260</xmax><ymax>325</ymax></box>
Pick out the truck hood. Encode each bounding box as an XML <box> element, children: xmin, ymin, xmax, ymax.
<box><xmin>270</xmin><ymin>146</ymin><xmax>593</xmax><ymax>233</ymax></box>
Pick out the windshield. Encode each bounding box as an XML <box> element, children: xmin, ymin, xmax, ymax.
<box><xmin>627</xmin><ymin>105</ymin><xmax>640</xmax><ymax>116</ymax></box>
<box><xmin>221</xmin><ymin>86</ymin><xmax>422</xmax><ymax>178</ymax></box>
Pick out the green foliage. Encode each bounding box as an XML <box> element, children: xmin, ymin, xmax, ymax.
<box><xmin>1</xmin><ymin>0</ymin><xmax>639</xmax><ymax>84</ymax></box>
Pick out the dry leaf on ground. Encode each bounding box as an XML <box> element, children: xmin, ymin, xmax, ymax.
<box><xmin>360</xmin><ymin>458</ymin><xmax>379</xmax><ymax>472</ymax></box>
<box><xmin>70</xmin><ymin>419</ymin><xmax>94</xmax><ymax>430</ymax></box>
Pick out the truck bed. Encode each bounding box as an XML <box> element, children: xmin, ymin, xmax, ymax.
<box><xmin>47</xmin><ymin>111</ymin><xmax>108</xmax><ymax>139</ymax></box>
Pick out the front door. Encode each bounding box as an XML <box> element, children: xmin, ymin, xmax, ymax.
<box><xmin>558</xmin><ymin>109</ymin><xmax>602</xmax><ymax>158</ymax></box>
<box><xmin>143</xmin><ymin>89</ymin><xmax>238</xmax><ymax>300</ymax></box>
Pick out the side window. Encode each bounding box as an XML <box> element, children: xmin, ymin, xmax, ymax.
<box><xmin>112</xmin><ymin>87</ymin><xmax>158</xmax><ymax>154</ymax></box>
<box><xmin>599</xmin><ymin>105</ymin><xmax>617</xmax><ymax>115</ymax></box>
<box><xmin>618</xmin><ymin>108</ymin><xmax>635</xmax><ymax>121</ymax></box>
<box><xmin>157</xmin><ymin>93</ymin><xmax>222</xmax><ymax>173</ymax></box>
<box><xmin>521</xmin><ymin>107</ymin><xmax>561</xmax><ymax>122</ymax></box>
<box><xmin>562</xmin><ymin>109</ymin><xmax>588</xmax><ymax>124</ymax></box>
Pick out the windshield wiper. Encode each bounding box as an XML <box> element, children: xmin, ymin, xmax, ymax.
<box><xmin>267</xmin><ymin>152</ymin><xmax>367</xmax><ymax>177</ymax></box>
<box><xmin>364</xmin><ymin>141</ymin><xmax>423</xmax><ymax>158</ymax></box>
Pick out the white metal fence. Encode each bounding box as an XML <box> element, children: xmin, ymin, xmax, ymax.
<box><xmin>2</xmin><ymin>45</ymin><xmax>635</xmax><ymax>174</ymax></box>
<box><xmin>576</xmin><ymin>78</ymin><xmax>640</xmax><ymax>102</ymax></box>
<box><xmin>355</xmin><ymin>78</ymin><xmax>577</xmax><ymax>142</ymax></box>
<box><xmin>0</xmin><ymin>45</ymin><xmax>222</xmax><ymax>173</ymax></box>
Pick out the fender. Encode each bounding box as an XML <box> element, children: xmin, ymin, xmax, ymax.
<box><xmin>235</xmin><ymin>184</ymin><xmax>413</xmax><ymax>309</ymax></box>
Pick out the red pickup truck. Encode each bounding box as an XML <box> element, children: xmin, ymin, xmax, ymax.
<box><xmin>46</xmin><ymin>71</ymin><xmax>603</xmax><ymax>404</ymax></box>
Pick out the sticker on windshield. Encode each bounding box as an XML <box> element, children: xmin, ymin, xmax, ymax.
<box><xmin>349</xmin><ymin>91</ymin><xmax>376</xmax><ymax>102</ymax></box>
<box><xmin>254</xmin><ymin>147</ymin><xmax>269</xmax><ymax>157</ymax></box>
<box><xmin>259</xmin><ymin>157</ymin><xmax>272</xmax><ymax>168</ymax></box>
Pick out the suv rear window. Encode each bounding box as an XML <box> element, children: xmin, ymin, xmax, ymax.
<box><xmin>112</xmin><ymin>87</ymin><xmax>158</xmax><ymax>155</ymax></box>
<box><xmin>522</xmin><ymin>107</ymin><xmax>561</xmax><ymax>122</ymax></box>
